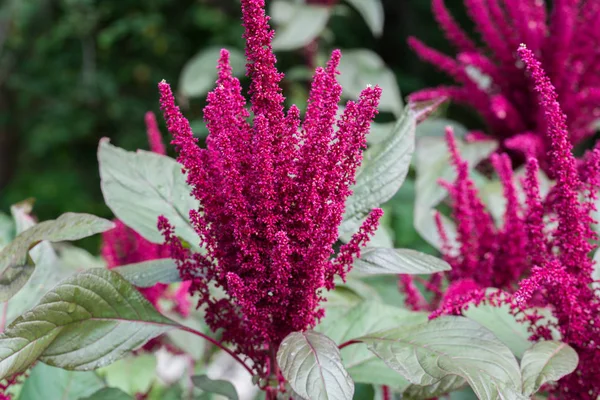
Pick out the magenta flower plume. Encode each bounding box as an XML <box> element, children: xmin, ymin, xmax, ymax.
<box><xmin>101</xmin><ymin>113</ymin><xmax>190</xmax><ymax>318</ymax></box>
<box><xmin>407</xmin><ymin>46</ymin><xmax>600</xmax><ymax>399</ymax></box>
<box><xmin>157</xmin><ymin>0</ymin><xmax>382</xmax><ymax>374</ymax></box>
<box><xmin>145</xmin><ymin>111</ymin><xmax>166</xmax><ymax>155</ymax></box>
<box><xmin>409</xmin><ymin>0</ymin><xmax>600</xmax><ymax>171</ymax></box>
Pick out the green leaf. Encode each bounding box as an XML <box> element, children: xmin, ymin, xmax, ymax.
<box><xmin>338</xmin><ymin>49</ymin><xmax>403</xmax><ymax>116</ymax></box>
<box><xmin>463</xmin><ymin>301</ymin><xmax>531</xmax><ymax>359</ymax></box>
<box><xmin>353</xmin><ymin>247</ymin><xmax>450</xmax><ymax>275</ymax></box>
<box><xmin>0</xmin><ymin>212</ymin><xmax>14</xmax><ymax>251</ymax></box>
<box><xmin>112</xmin><ymin>258</ymin><xmax>181</xmax><ymax>287</ymax></box>
<box><xmin>271</xmin><ymin>2</ymin><xmax>331</xmax><ymax>51</ymax></box>
<box><xmin>344</xmin><ymin>0</ymin><xmax>383</xmax><ymax>37</ymax></box>
<box><xmin>97</xmin><ymin>354</ymin><xmax>157</xmax><ymax>395</ymax></box>
<box><xmin>0</xmin><ymin>212</ymin><xmax>114</xmax><ymax>302</ymax></box>
<box><xmin>18</xmin><ymin>363</ymin><xmax>105</xmax><ymax>400</ymax></box>
<box><xmin>0</xmin><ymin>269</ymin><xmax>179</xmax><ymax>380</ymax></box>
<box><xmin>179</xmin><ymin>46</ymin><xmax>245</xmax><ymax>99</ymax></box>
<box><xmin>79</xmin><ymin>388</ymin><xmax>134</xmax><ymax>400</ymax></box>
<box><xmin>341</xmin><ymin>107</ymin><xmax>415</xmax><ymax>235</ymax></box>
<box><xmin>191</xmin><ymin>375</ymin><xmax>239</xmax><ymax>400</ymax></box>
<box><xmin>360</xmin><ymin>316</ymin><xmax>523</xmax><ymax>400</ymax></box>
<box><xmin>317</xmin><ymin>301</ymin><xmax>427</xmax><ymax>389</ymax></box>
<box><xmin>520</xmin><ymin>341</ymin><xmax>578</xmax><ymax>397</ymax></box>
<box><xmin>277</xmin><ymin>330</ymin><xmax>354</xmax><ymax>400</ymax></box>
<box><xmin>98</xmin><ymin>139</ymin><xmax>200</xmax><ymax>247</ymax></box>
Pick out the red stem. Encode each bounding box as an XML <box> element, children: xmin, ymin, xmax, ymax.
<box><xmin>338</xmin><ymin>339</ymin><xmax>362</xmax><ymax>349</ymax></box>
<box><xmin>0</xmin><ymin>302</ymin><xmax>7</xmax><ymax>332</ymax></box>
<box><xmin>382</xmin><ymin>385</ymin><xmax>391</xmax><ymax>400</ymax></box>
<box><xmin>180</xmin><ymin>325</ymin><xmax>254</xmax><ymax>375</ymax></box>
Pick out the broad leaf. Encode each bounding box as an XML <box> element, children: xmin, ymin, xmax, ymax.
<box><xmin>0</xmin><ymin>269</ymin><xmax>178</xmax><ymax>380</ymax></box>
<box><xmin>317</xmin><ymin>301</ymin><xmax>427</xmax><ymax>389</ymax></box>
<box><xmin>520</xmin><ymin>341</ymin><xmax>578</xmax><ymax>397</ymax></box>
<box><xmin>113</xmin><ymin>258</ymin><xmax>181</xmax><ymax>287</ymax></box>
<box><xmin>353</xmin><ymin>247</ymin><xmax>450</xmax><ymax>275</ymax></box>
<box><xmin>277</xmin><ymin>330</ymin><xmax>354</xmax><ymax>400</ymax></box>
<box><xmin>97</xmin><ymin>354</ymin><xmax>157</xmax><ymax>395</ymax></box>
<box><xmin>360</xmin><ymin>316</ymin><xmax>523</xmax><ymax>400</ymax></box>
<box><xmin>271</xmin><ymin>2</ymin><xmax>331</xmax><ymax>51</ymax></box>
<box><xmin>179</xmin><ymin>46</ymin><xmax>245</xmax><ymax>99</ymax></box>
<box><xmin>18</xmin><ymin>363</ymin><xmax>105</xmax><ymax>400</ymax></box>
<box><xmin>80</xmin><ymin>388</ymin><xmax>134</xmax><ymax>400</ymax></box>
<box><xmin>463</xmin><ymin>302</ymin><xmax>531</xmax><ymax>359</ymax></box>
<box><xmin>344</xmin><ymin>0</ymin><xmax>383</xmax><ymax>37</ymax></box>
<box><xmin>98</xmin><ymin>139</ymin><xmax>200</xmax><ymax>247</ymax></box>
<box><xmin>337</xmin><ymin>49</ymin><xmax>403</xmax><ymax>116</ymax></box>
<box><xmin>192</xmin><ymin>375</ymin><xmax>239</xmax><ymax>400</ymax></box>
<box><xmin>341</xmin><ymin>107</ymin><xmax>415</xmax><ymax>235</ymax></box>
<box><xmin>0</xmin><ymin>212</ymin><xmax>113</xmax><ymax>302</ymax></box>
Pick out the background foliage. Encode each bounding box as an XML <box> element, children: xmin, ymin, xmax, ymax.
<box><xmin>0</xmin><ymin>0</ymin><xmax>471</xmax><ymax>248</ymax></box>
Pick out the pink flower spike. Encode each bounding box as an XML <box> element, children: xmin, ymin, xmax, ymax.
<box><xmin>145</xmin><ymin>111</ymin><xmax>166</xmax><ymax>155</ymax></box>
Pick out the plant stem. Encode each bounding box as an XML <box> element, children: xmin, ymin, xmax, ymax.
<box><xmin>338</xmin><ymin>339</ymin><xmax>361</xmax><ymax>349</ymax></box>
<box><xmin>180</xmin><ymin>325</ymin><xmax>254</xmax><ymax>375</ymax></box>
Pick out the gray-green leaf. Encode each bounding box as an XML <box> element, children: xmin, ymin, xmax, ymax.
<box><xmin>277</xmin><ymin>330</ymin><xmax>354</xmax><ymax>400</ymax></box>
<box><xmin>179</xmin><ymin>46</ymin><xmax>245</xmax><ymax>99</ymax></box>
<box><xmin>112</xmin><ymin>258</ymin><xmax>181</xmax><ymax>287</ymax></box>
<box><xmin>341</xmin><ymin>107</ymin><xmax>415</xmax><ymax>236</ymax></box>
<box><xmin>18</xmin><ymin>363</ymin><xmax>105</xmax><ymax>400</ymax></box>
<box><xmin>0</xmin><ymin>213</ymin><xmax>114</xmax><ymax>302</ymax></box>
<box><xmin>79</xmin><ymin>387</ymin><xmax>134</xmax><ymax>400</ymax></box>
<box><xmin>317</xmin><ymin>301</ymin><xmax>427</xmax><ymax>390</ymax></box>
<box><xmin>463</xmin><ymin>302</ymin><xmax>531</xmax><ymax>359</ymax></box>
<box><xmin>0</xmin><ymin>269</ymin><xmax>179</xmax><ymax>380</ymax></box>
<box><xmin>353</xmin><ymin>247</ymin><xmax>450</xmax><ymax>275</ymax></box>
<box><xmin>192</xmin><ymin>375</ymin><xmax>239</xmax><ymax>400</ymax></box>
<box><xmin>344</xmin><ymin>0</ymin><xmax>384</xmax><ymax>37</ymax></box>
<box><xmin>520</xmin><ymin>341</ymin><xmax>578</xmax><ymax>397</ymax></box>
<box><xmin>337</xmin><ymin>49</ymin><xmax>403</xmax><ymax>116</ymax></box>
<box><xmin>360</xmin><ymin>316</ymin><xmax>523</xmax><ymax>400</ymax></box>
<box><xmin>271</xmin><ymin>2</ymin><xmax>331</xmax><ymax>51</ymax></box>
<box><xmin>98</xmin><ymin>139</ymin><xmax>200</xmax><ymax>247</ymax></box>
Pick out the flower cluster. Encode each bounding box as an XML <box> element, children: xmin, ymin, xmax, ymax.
<box><xmin>157</xmin><ymin>0</ymin><xmax>382</xmax><ymax>376</ymax></box>
<box><xmin>409</xmin><ymin>0</ymin><xmax>600</xmax><ymax>172</ymax></box>
<box><xmin>402</xmin><ymin>45</ymin><xmax>600</xmax><ymax>399</ymax></box>
<box><xmin>101</xmin><ymin>112</ymin><xmax>190</xmax><ymax>318</ymax></box>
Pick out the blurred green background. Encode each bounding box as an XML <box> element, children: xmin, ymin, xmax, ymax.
<box><xmin>0</xmin><ymin>0</ymin><xmax>473</xmax><ymax>250</ymax></box>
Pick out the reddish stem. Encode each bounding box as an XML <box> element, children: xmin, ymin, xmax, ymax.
<box><xmin>382</xmin><ymin>385</ymin><xmax>391</xmax><ymax>400</ymax></box>
<box><xmin>0</xmin><ymin>302</ymin><xmax>7</xmax><ymax>332</ymax></box>
<box><xmin>338</xmin><ymin>339</ymin><xmax>362</xmax><ymax>349</ymax></box>
<box><xmin>180</xmin><ymin>325</ymin><xmax>254</xmax><ymax>375</ymax></box>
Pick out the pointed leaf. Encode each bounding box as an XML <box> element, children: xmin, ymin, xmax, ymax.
<box><xmin>520</xmin><ymin>341</ymin><xmax>578</xmax><ymax>397</ymax></box>
<box><xmin>0</xmin><ymin>269</ymin><xmax>179</xmax><ymax>380</ymax></box>
<box><xmin>463</xmin><ymin>302</ymin><xmax>531</xmax><ymax>359</ymax></box>
<box><xmin>360</xmin><ymin>316</ymin><xmax>523</xmax><ymax>400</ymax></box>
<box><xmin>179</xmin><ymin>46</ymin><xmax>245</xmax><ymax>99</ymax></box>
<box><xmin>112</xmin><ymin>258</ymin><xmax>182</xmax><ymax>287</ymax></box>
<box><xmin>344</xmin><ymin>0</ymin><xmax>384</xmax><ymax>37</ymax></box>
<box><xmin>337</xmin><ymin>49</ymin><xmax>403</xmax><ymax>116</ymax></box>
<box><xmin>353</xmin><ymin>248</ymin><xmax>450</xmax><ymax>275</ymax></box>
<box><xmin>271</xmin><ymin>2</ymin><xmax>331</xmax><ymax>51</ymax></box>
<box><xmin>317</xmin><ymin>301</ymin><xmax>426</xmax><ymax>389</ymax></box>
<box><xmin>277</xmin><ymin>330</ymin><xmax>354</xmax><ymax>400</ymax></box>
<box><xmin>0</xmin><ymin>213</ymin><xmax>114</xmax><ymax>302</ymax></box>
<box><xmin>98</xmin><ymin>139</ymin><xmax>200</xmax><ymax>248</ymax></box>
<box><xmin>79</xmin><ymin>388</ymin><xmax>134</xmax><ymax>400</ymax></box>
<box><xmin>341</xmin><ymin>107</ymin><xmax>415</xmax><ymax>235</ymax></box>
<box><xmin>17</xmin><ymin>363</ymin><xmax>106</xmax><ymax>400</ymax></box>
<box><xmin>192</xmin><ymin>375</ymin><xmax>239</xmax><ymax>400</ymax></box>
